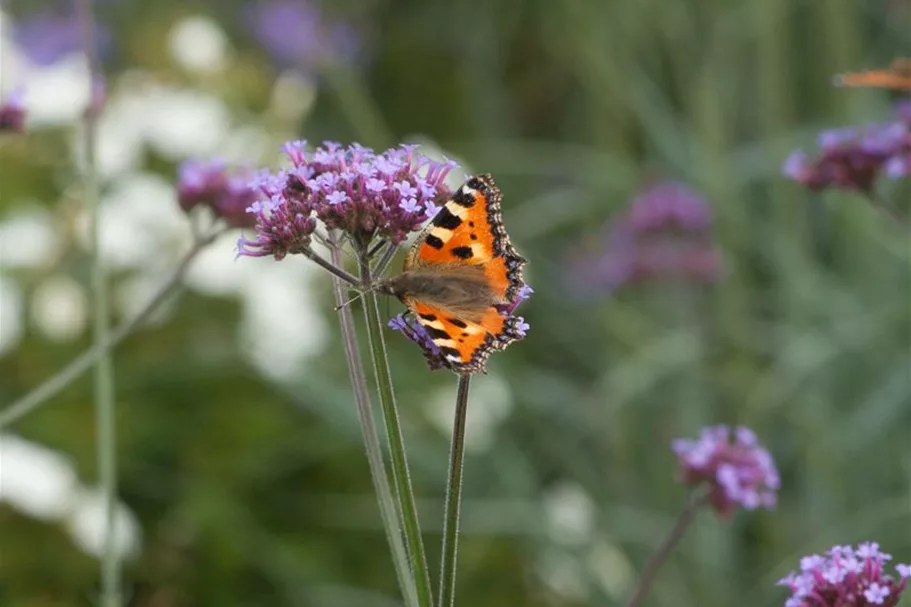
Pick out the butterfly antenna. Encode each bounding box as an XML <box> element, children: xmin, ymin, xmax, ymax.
<box><xmin>333</xmin><ymin>284</ymin><xmax>383</xmax><ymax>311</ymax></box>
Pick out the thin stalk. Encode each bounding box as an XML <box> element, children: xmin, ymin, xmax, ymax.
<box><xmin>624</xmin><ymin>490</ymin><xmax>708</xmax><ymax>607</ymax></box>
<box><xmin>76</xmin><ymin>1</ymin><xmax>119</xmax><ymax>604</ymax></box>
<box><xmin>0</xmin><ymin>229</ymin><xmax>224</xmax><ymax>429</ymax></box>
<box><xmin>864</xmin><ymin>190</ymin><xmax>910</xmax><ymax>232</ymax></box>
<box><xmin>438</xmin><ymin>374</ymin><xmax>471</xmax><ymax>607</ymax></box>
<box><xmin>328</xmin><ymin>239</ymin><xmax>420</xmax><ymax>607</ymax></box>
<box><xmin>373</xmin><ymin>241</ymin><xmax>400</xmax><ymax>278</ymax></box>
<box><xmin>300</xmin><ymin>246</ymin><xmax>361</xmax><ymax>286</ymax></box>
<box><xmin>358</xmin><ymin>247</ymin><xmax>434</xmax><ymax>607</ymax></box>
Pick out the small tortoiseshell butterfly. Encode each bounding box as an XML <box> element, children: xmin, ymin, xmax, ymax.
<box><xmin>833</xmin><ymin>57</ymin><xmax>911</xmax><ymax>90</ymax></box>
<box><xmin>379</xmin><ymin>174</ymin><xmax>527</xmax><ymax>374</ymax></box>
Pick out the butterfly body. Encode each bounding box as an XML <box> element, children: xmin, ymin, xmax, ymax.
<box><xmin>379</xmin><ymin>174</ymin><xmax>527</xmax><ymax>374</ymax></box>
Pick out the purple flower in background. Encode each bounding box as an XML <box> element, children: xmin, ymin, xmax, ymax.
<box><xmin>237</xmin><ymin>141</ymin><xmax>458</xmax><ymax>259</ymax></box>
<box><xmin>249</xmin><ymin>0</ymin><xmax>359</xmax><ymax>71</ymax></box>
<box><xmin>672</xmin><ymin>425</ymin><xmax>779</xmax><ymax>518</ymax></box>
<box><xmin>567</xmin><ymin>181</ymin><xmax>724</xmax><ymax>296</ymax></box>
<box><xmin>177</xmin><ymin>159</ymin><xmax>258</xmax><ymax>228</ymax></box>
<box><xmin>13</xmin><ymin>8</ymin><xmax>111</xmax><ymax>66</ymax></box>
<box><xmin>0</xmin><ymin>88</ymin><xmax>26</xmax><ymax>133</ymax></box>
<box><xmin>778</xmin><ymin>542</ymin><xmax>910</xmax><ymax>607</ymax></box>
<box><xmin>782</xmin><ymin>102</ymin><xmax>911</xmax><ymax>191</ymax></box>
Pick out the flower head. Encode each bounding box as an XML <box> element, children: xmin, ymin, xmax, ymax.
<box><xmin>672</xmin><ymin>425</ymin><xmax>779</xmax><ymax>518</ymax></box>
<box><xmin>567</xmin><ymin>181</ymin><xmax>723</xmax><ymax>296</ymax></box>
<box><xmin>783</xmin><ymin>104</ymin><xmax>911</xmax><ymax>192</ymax></box>
<box><xmin>248</xmin><ymin>0</ymin><xmax>359</xmax><ymax>71</ymax></box>
<box><xmin>778</xmin><ymin>542</ymin><xmax>910</xmax><ymax>607</ymax></box>
<box><xmin>177</xmin><ymin>159</ymin><xmax>258</xmax><ymax>228</ymax></box>
<box><xmin>238</xmin><ymin>141</ymin><xmax>458</xmax><ymax>259</ymax></box>
<box><xmin>0</xmin><ymin>88</ymin><xmax>26</xmax><ymax>133</ymax></box>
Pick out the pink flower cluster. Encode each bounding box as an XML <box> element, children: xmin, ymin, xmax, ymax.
<box><xmin>238</xmin><ymin>141</ymin><xmax>458</xmax><ymax>260</ymax></box>
<box><xmin>783</xmin><ymin>101</ymin><xmax>911</xmax><ymax>191</ymax></box>
<box><xmin>672</xmin><ymin>425</ymin><xmax>779</xmax><ymax>518</ymax></box>
<box><xmin>569</xmin><ymin>181</ymin><xmax>723</xmax><ymax>295</ymax></box>
<box><xmin>177</xmin><ymin>159</ymin><xmax>258</xmax><ymax>228</ymax></box>
<box><xmin>778</xmin><ymin>543</ymin><xmax>911</xmax><ymax>607</ymax></box>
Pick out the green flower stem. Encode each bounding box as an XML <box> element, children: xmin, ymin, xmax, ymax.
<box><xmin>358</xmin><ymin>248</ymin><xmax>434</xmax><ymax>607</ymax></box>
<box><xmin>864</xmin><ymin>190</ymin><xmax>910</xmax><ymax>232</ymax></box>
<box><xmin>328</xmin><ymin>240</ymin><xmax>420</xmax><ymax>607</ymax></box>
<box><xmin>76</xmin><ymin>0</ymin><xmax>119</xmax><ymax>604</ymax></box>
<box><xmin>0</xmin><ymin>229</ymin><xmax>224</xmax><ymax>429</ymax></box>
<box><xmin>373</xmin><ymin>241</ymin><xmax>400</xmax><ymax>278</ymax></box>
<box><xmin>438</xmin><ymin>374</ymin><xmax>471</xmax><ymax>607</ymax></box>
<box><xmin>624</xmin><ymin>489</ymin><xmax>708</xmax><ymax>607</ymax></box>
<box><xmin>301</xmin><ymin>245</ymin><xmax>361</xmax><ymax>286</ymax></box>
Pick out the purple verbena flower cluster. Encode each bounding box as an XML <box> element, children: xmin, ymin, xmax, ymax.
<box><xmin>0</xmin><ymin>88</ymin><xmax>26</xmax><ymax>133</ymax></box>
<box><xmin>249</xmin><ymin>0</ymin><xmax>359</xmax><ymax>71</ymax></box>
<box><xmin>177</xmin><ymin>159</ymin><xmax>258</xmax><ymax>229</ymax></box>
<box><xmin>388</xmin><ymin>285</ymin><xmax>533</xmax><ymax>371</ymax></box>
<box><xmin>783</xmin><ymin>101</ymin><xmax>911</xmax><ymax>190</ymax></box>
<box><xmin>237</xmin><ymin>141</ymin><xmax>458</xmax><ymax>259</ymax></box>
<box><xmin>672</xmin><ymin>425</ymin><xmax>780</xmax><ymax>518</ymax></box>
<box><xmin>569</xmin><ymin>182</ymin><xmax>723</xmax><ymax>295</ymax></box>
<box><xmin>778</xmin><ymin>543</ymin><xmax>911</xmax><ymax>607</ymax></box>
<box><xmin>13</xmin><ymin>7</ymin><xmax>111</xmax><ymax>67</ymax></box>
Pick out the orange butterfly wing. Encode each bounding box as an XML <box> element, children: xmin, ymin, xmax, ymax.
<box><xmin>834</xmin><ymin>58</ymin><xmax>911</xmax><ymax>90</ymax></box>
<box><xmin>405</xmin><ymin>174</ymin><xmax>525</xmax><ymax>303</ymax></box>
<box><xmin>403</xmin><ymin>174</ymin><xmax>527</xmax><ymax>373</ymax></box>
<box><xmin>408</xmin><ymin>301</ymin><xmax>514</xmax><ymax>371</ymax></box>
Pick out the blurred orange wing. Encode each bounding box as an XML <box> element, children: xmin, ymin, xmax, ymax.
<box><xmin>834</xmin><ymin>58</ymin><xmax>911</xmax><ymax>90</ymax></box>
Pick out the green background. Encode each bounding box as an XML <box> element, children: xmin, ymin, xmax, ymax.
<box><xmin>1</xmin><ymin>0</ymin><xmax>909</xmax><ymax>605</ymax></box>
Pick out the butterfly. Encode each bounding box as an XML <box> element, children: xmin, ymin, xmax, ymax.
<box><xmin>379</xmin><ymin>174</ymin><xmax>527</xmax><ymax>374</ymax></box>
<box><xmin>833</xmin><ymin>57</ymin><xmax>911</xmax><ymax>90</ymax></box>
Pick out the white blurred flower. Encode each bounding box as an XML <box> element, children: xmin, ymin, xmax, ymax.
<box><xmin>31</xmin><ymin>274</ymin><xmax>88</xmax><ymax>341</ymax></box>
<box><xmin>0</xmin><ymin>278</ymin><xmax>24</xmax><ymax>356</ymax></box>
<box><xmin>535</xmin><ymin>547</ymin><xmax>590</xmax><ymax>602</ymax></box>
<box><xmin>271</xmin><ymin>71</ymin><xmax>317</xmax><ymax>122</ymax></box>
<box><xmin>115</xmin><ymin>271</ymin><xmax>176</xmax><ymax>329</ymax></box>
<box><xmin>168</xmin><ymin>16</ymin><xmax>230</xmax><ymax>73</ymax></box>
<box><xmin>75</xmin><ymin>172</ymin><xmax>189</xmax><ymax>268</ymax></box>
<box><xmin>426</xmin><ymin>374</ymin><xmax>513</xmax><ymax>453</ymax></box>
<box><xmin>18</xmin><ymin>55</ymin><xmax>91</xmax><ymax>126</ymax></box>
<box><xmin>0</xmin><ymin>208</ymin><xmax>60</xmax><ymax>269</ymax></box>
<box><xmin>65</xmin><ymin>487</ymin><xmax>142</xmax><ymax>560</ymax></box>
<box><xmin>0</xmin><ymin>433</ymin><xmax>79</xmax><ymax>521</ymax></box>
<box><xmin>239</xmin><ymin>261</ymin><xmax>328</xmax><ymax>381</ymax></box>
<box><xmin>142</xmin><ymin>87</ymin><xmax>231</xmax><ymax>159</ymax></box>
<box><xmin>93</xmin><ymin>91</ymin><xmax>148</xmax><ymax>179</ymax></box>
<box><xmin>186</xmin><ymin>231</ymin><xmax>250</xmax><ymax>296</ymax></box>
<box><xmin>587</xmin><ymin>538</ymin><xmax>635</xmax><ymax>600</ymax></box>
<box><xmin>220</xmin><ymin>124</ymin><xmax>271</xmax><ymax>165</ymax></box>
<box><xmin>542</xmin><ymin>481</ymin><xmax>596</xmax><ymax>546</ymax></box>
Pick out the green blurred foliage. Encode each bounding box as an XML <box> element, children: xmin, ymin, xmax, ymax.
<box><xmin>1</xmin><ymin>0</ymin><xmax>909</xmax><ymax>606</ymax></box>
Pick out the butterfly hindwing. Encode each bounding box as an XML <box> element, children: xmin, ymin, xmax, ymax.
<box><xmin>410</xmin><ymin>300</ymin><xmax>524</xmax><ymax>373</ymax></box>
<box><xmin>407</xmin><ymin>174</ymin><xmax>526</xmax><ymax>303</ymax></box>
